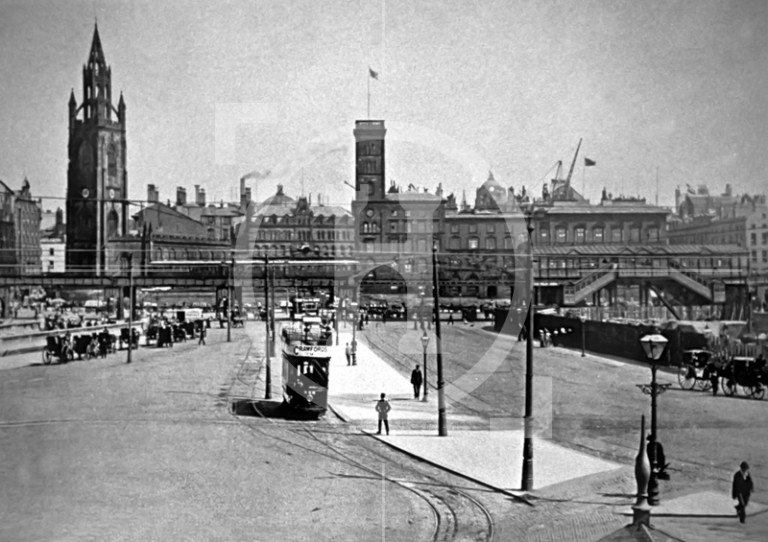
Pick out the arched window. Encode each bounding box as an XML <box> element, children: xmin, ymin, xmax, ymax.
<box><xmin>107</xmin><ymin>145</ymin><xmax>117</xmax><ymax>186</ymax></box>
<box><xmin>106</xmin><ymin>210</ymin><xmax>118</xmax><ymax>239</ymax></box>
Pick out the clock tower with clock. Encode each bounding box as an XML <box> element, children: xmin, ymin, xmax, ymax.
<box><xmin>66</xmin><ymin>23</ymin><xmax>128</xmax><ymax>274</ymax></box>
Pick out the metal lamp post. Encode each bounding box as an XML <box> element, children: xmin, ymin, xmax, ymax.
<box><xmin>638</xmin><ymin>333</ymin><xmax>670</xmax><ymax>506</ymax></box>
<box><xmin>521</xmin><ymin>207</ymin><xmax>535</xmax><ymax>492</ymax></box>
<box><xmin>420</xmin><ymin>332</ymin><xmax>430</xmax><ymax>401</ymax></box>
<box><xmin>580</xmin><ymin>314</ymin><xmax>586</xmax><ymax>357</ymax></box>
<box><xmin>432</xmin><ymin>242</ymin><xmax>447</xmax><ymax>436</ymax></box>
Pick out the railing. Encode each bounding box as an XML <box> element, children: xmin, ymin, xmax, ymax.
<box><xmin>669</xmin><ymin>268</ymin><xmax>712</xmax><ymax>301</ymax></box>
<box><xmin>563</xmin><ymin>263</ymin><xmax>618</xmax><ymax>305</ymax></box>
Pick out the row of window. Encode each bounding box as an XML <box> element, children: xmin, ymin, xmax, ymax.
<box><xmin>750</xmin><ymin>250</ymin><xmax>768</xmax><ymax>263</ymax></box>
<box><xmin>539</xmin><ymin>226</ymin><xmax>659</xmax><ymax>244</ymax></box>
<box><xmin>257</xmin><ymin>228</ymin><xmax>353</xmax><ymax>241</ymax></box>
<box><xmin>154</xmin><ymin>248</ymin><xmax>230</xmax><ymax>261</ymax></box>
<box><xmin>749</xmin><ymin>232</ymin><xmax>768</xmax><ymax>246</ymax></box>
<box><xmin>253</xmin><ymin>244</ymin><xmax>355</xmax><ymax>258</ymax></box>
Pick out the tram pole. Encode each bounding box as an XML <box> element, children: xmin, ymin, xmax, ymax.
<box><xmin>265</xmin><ymin>254</ymin><xmax>272</xmax><ymax>399</ymax></box>
<box><xmin>432</xmin><ymin>242</ymin><xmax>447</xmax><ymax>436</ymax></box>
<box><xmin>270</xmin><ymin>263</ymin><xmax>276</xmax><ymax>355</ymax></box>
<box><xmin>227</xmin><ymin>251</ymin><xmax>234</xmax><ymax>343</ymax></box>
<box><xmin>125</xmin><ymin>252</ymin><xmax>133</xmax><ymax>365</ymax></box>
<box><xmin>521</xmin><ymin>209</ymin><xmax>535</xmax><ymax>491</ymax></box>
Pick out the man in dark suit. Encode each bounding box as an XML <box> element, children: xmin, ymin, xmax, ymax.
<box><xmin>410</xmin><ymin>365</ymin><xmax>423</xmax><ymax>400</ymax></box>
<box><xmin>733</xmin><ymin>461</ymin><xmax>754</xmax><ymax>523</ymax></box>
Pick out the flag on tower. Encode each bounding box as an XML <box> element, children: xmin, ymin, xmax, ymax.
<box><xmin>584</xmin><ymin>158</ymin><xmax>596</xmax><ymax>166</ymax></box>
<box><xmin>369</xmin><ymin>67</ymin><xmax>379</xmax><ymax>80</ymax></box>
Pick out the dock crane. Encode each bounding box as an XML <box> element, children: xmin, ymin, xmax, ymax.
<box><xmin>548</xmin><ymin>139</ymin><xmax>582</xmax><ymax>199</ymax></box>
<box><xmin>564</xmin><ymin>138</ymin><xmax>582</xmax><ymax>188</ymax></box>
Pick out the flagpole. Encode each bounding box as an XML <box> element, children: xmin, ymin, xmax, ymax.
<box><xmin>367</xmin><ymin>73</ymin><xmax>370</xmax><ymax>119</ymax></box>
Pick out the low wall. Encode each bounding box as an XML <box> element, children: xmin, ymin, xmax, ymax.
<box><xmin>493</xmin><ymin>308</ymin><xmax>709</xmax><ymax>365</ymax></box>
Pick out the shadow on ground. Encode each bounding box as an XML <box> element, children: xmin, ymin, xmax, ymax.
<box><xmin>230</xmin><ymin>398</ymin><xmax>323</xmax><ymax>420</ymax></box>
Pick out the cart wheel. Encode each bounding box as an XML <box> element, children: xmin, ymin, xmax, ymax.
<box><xmin>722</xmin><ymin>379</ymin><xmax>738</xmax><ymax>396</ymax></box>
<box><xmin>750</xmin><ymin>385</ymin><xmax>765</xmax><ymax>400</ymax></box>
<box><xmin>42</xmin><ymin>350</ymin><xmax>52</xmax><ymax>365</ymax></box>
<box><xmin>83</xmin><ymin>351</ymin><xmax>92</xmax><ymax>361</ymax></box>
<box><xmin>677</xmin><ymin>365</ymin><xmax>696</xmax><ymax>390</ymax></box>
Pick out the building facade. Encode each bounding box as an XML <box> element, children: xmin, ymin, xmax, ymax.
<box><xmin>66</xmin><ymin>24</ymin><xmax>128</xmax><ymax>274</ymax></box>
<box><xmin>14</xmin><ymin>179</ymin><xmax>42</xmax><ymax>275</ymax></box>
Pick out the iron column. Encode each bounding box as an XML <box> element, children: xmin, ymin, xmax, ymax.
<box><xmin>521</xmin><ymin>210</ymin><xmax>535</xmax><ymax>491</ymax></box>
<box><xmin>432</xmin><ymin>243</ymin><xmax>447</xmax><ymax>436</ymax></box>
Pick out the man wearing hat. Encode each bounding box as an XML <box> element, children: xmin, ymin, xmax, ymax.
<box><xmin>732</xmin><ymin>461</ymin><xmax>754</xmax><ymax>523</ymax></box>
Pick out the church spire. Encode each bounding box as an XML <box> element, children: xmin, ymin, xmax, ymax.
<box><xmin>89</xmin><ymin>21</ymin><xmax>105</xmax><ymax>65</ymax></box>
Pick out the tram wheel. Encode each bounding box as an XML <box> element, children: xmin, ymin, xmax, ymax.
<box><xmin>42</xmin><ymin>350</ymin><xmax>52</xmax><ymax>365</ymax></box>
<box><xmin>750</xmin><ymin>386</ymin><xmax>765</xmax><ymax>400</ymax></box>
<box><xmin>722</xmin><ymin>379</ymin><xmax>738</xmax><ymax>396</ymax></box>
<box><xmin>678</xmin><ymin>365</ymin><xmax>696</xmax><ymax>390</ymax></box>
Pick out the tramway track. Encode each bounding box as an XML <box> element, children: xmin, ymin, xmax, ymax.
<box><xmin>300</xmin><ymin>427</ymin><xmax>495</xmax><ymax>542</ymax></box>
<box><xmin>225</xmin><ymin>335</ymin><xmax>496</xmax><ymax>540</ymax></box>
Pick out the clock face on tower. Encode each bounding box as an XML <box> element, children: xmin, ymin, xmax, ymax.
<box><xmin>81</xmin><ymin>188</ymin><xmax>89</xmax><ymax>198</ymax></box>
<box><xmin>109</xmin><ymin>188</ymin><xmax>115</xmax><ymax>199</ymax></box>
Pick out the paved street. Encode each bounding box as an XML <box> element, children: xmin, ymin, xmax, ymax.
<box><xmin>0</xmin><ymin>322</ymin><xmax>465</xmax><ymax>541</ymax></box>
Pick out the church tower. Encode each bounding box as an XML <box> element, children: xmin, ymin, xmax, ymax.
<box><xmin>66</xmin><ymin>23</ymin><xmax>127</xmax><ymax>274</ymax></box>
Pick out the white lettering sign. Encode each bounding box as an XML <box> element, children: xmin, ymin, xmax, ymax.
<box><xmin>293</xmin><ymin>345</ymin><xmax>329</xmax><ymax>357</ymax></box>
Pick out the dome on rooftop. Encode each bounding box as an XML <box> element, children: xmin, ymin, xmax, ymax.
<box><xmin>260</xmin><ymin>185</ymin><xmax>295</xmax><ymax>207</ymax></box>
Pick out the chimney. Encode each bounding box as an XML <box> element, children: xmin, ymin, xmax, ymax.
<box><xmin>147</xmin><ymin>184</ymin><xmax>159</xmax><ymax>203</ymax></box>
<box><xmin>245</xmin><ymin>187</ymin><xmax>251</xmax><ymax>204</ymax></box>
<box><xmin>725</xmin><ymin>183</ymin><xmax>732</xmax><ymax>197</ymax></box>
<box><xmin>176</xmin><ymin>187</ymin><xmax>187</xmax><ymax>206</ymax></box>
<box><xmin>55</xmin><ymin>207</ymin><xmax>64</xmax><ymax>236</ymax></box>
<box><xmin>194</xmin><ymin>185</ymin><xmax>200</xmax><ymax>205</ymax></box>
<box><xmin>240</xmin><ymin>177</ymin><xmax>248</xmax><ymax>210</ymax></box>
<box><xmin>197</xmin><ymin>187</ymin><xmax>206</xmax><ymax>206</ymax></box>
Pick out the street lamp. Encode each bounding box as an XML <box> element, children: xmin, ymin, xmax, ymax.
<box><xmin>580</xmin><ymin>314</ymin><xmax>586</xmax><ymax>357</ymax></box>
<box><xmin>638</xmin><ymin>333</ymin><xmax>670</xmax><ymax>506</ymax></box>
<box><xmin>432</xmin><ymin>242</ymin><xmax>447</xmax><ymax>436</ymax></box>
<box><xmin>420</xmin><ymin>332</ymin><xmax>430</xmax><ymax>401</ymax></box>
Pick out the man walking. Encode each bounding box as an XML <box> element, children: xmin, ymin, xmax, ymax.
<box><xmin>733</xmin><ymin>461</ymin><xmax>754</xmax><ymax>523</ymax></box>
<box><xmin>198</xmin><ymin>323</ymin><xmax>206</xmax><ymax>346</ymax></box>
<box><xmin>375</xmin><ymin>393</ymin><xmax>391</xmax><ymax>435</ymax></box>
<box><xmin>345</xmin><ymin>343</ymin><xmax>351</xmax><ymax>365</ymax></box>
<box><xmin>410</xmin><ymin>365</ymin><xmax>423</xmax><ymax>400</ymax></box>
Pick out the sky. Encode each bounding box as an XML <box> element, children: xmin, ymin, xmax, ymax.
<box><xmin>1</xmin><ymin>0</ymin><xmax>767</xmax><ymax>213</ymax></box>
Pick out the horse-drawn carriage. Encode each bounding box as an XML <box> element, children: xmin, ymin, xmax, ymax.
<box><xmin>677</xmin><ymin>349</ymin><xmax>719</xmax><ymax>391</ymax></box>
<box><xmin>721</xmin><ymin>356</ymin><xmax>767</xmax><ymax>400</ymax></box>
<box><xmin>42</xmin><ymin>334</ymin><xmax>74</xmax><ymax>365</ymax></box>
<box><xmin>119</xmin><ymin>327</ymin><xmax>141</xmax><ymax>350</ymax></box>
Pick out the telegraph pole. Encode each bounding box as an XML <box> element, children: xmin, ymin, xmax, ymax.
<box><xmin>265</xmin><ymin>254</ymin><xmax>272</xmax><ymax>399</ymax></box>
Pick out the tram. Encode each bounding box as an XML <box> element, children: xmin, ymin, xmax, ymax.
<box><xmin>281</xmin><ymin>316</ymin><xmax>332</xmax><ymax>418</ymax></box>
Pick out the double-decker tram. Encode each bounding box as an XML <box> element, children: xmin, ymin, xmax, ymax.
<box><xmin>281</xmin><ymin>316</ymin><xmax>333</xmax><ymax>419</ymax></box>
